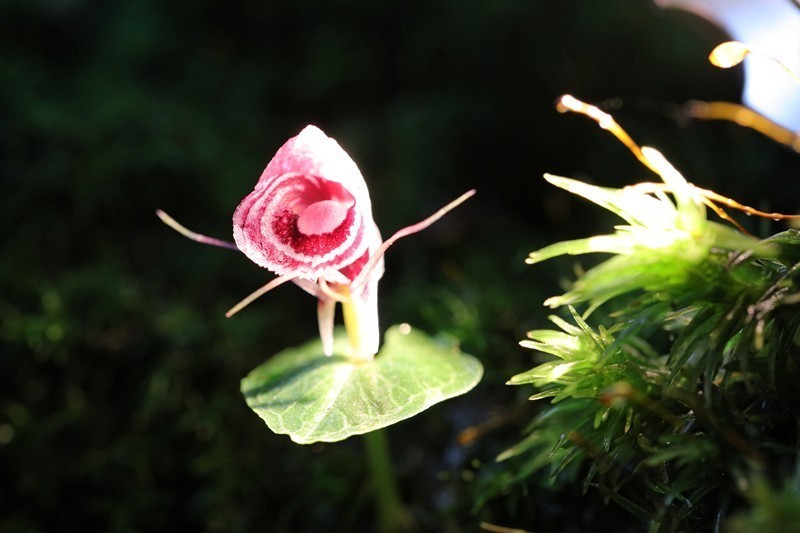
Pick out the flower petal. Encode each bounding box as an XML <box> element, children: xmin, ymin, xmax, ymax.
<box><xmin>233</xmin><ymin>126</ymin><xmax>376</xmax><ymax>281</ymax></box>
<box><xmin>258</xmin><ymin>126</ymin><xmax>371</xmax><ymax>212</ymax></box>
<box><xmin>297</xmin><ymin>200</ymin><xmax>351</xmax><ymax>236</ymax></box>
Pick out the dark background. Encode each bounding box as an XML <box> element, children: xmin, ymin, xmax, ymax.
<box><xmin>2</xmin><ymin>1</ymin><xmax>799</xmax><ymax>531</ymax></box>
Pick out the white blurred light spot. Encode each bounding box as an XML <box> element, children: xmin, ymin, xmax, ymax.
<box><xmin>657</xmin><ymin>0</ymin><xmax>800</xmax><ymax>131</ymax></box>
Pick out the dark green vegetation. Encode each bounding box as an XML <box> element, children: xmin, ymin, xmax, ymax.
<box><xmin>490</xmin><ymin>167</ymin><xmax>800</xmax><ymax>531</ymax></box>
<box><xmin>2</xmin><ymin>1</ymin><xmax>799</xmax><ymax>531</ymax></box>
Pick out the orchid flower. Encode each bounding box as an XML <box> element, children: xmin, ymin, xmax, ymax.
<box><xmin>158</xmin><ymin>125</ymin><xmax>474</xmax><ymax>360</ymax></box>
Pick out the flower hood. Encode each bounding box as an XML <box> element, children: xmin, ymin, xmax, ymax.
<box><xmin>233</xmin><ymin>125</ymin><xmax>375</xmax><ymax>285</ymax></box>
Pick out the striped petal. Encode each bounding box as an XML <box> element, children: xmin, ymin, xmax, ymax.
<box><xmin>233</xmin><ymin>126</ymin><xmax>374</xmax><ymax>282</ymax></box>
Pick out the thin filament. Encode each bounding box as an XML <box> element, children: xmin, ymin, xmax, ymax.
<box><xmin>226</xmin><ymin>275</ymin><xmax>294</xmax><ymax>317</ymax></box>
<box><xmin>156</xmin><ymin>210</ymin><xmax>240</xmax><ymax>250</ymax></box>
<box><xmin>629</xmin><ymin>182</ymin><xmax>800</xmax><ymax>221</ymax></box>
<box><xmin>627</xmin><ymin>182</ymin><xmax>746</xmax><ymax>232</ymax></box>
<box><xmin>684</xmin><ymin>101</ymin><xmax>800</xmax><ymax>153</ymax></box>
<box><xmin>291</xmin><ymin>278</ymin><xmax>325</xmax><ymax>299</ymax></box>
<box><xmin>558</xmin><ymin>96</ymin><xmax>800</xmax><ymax>228</ymax></box>
<box><xmin>351</xmin><ymin>189</ymin><xmax>476</xmax><ymax>291</ymax></box>
<box><xmin>745</xmin><ymin>47</ymin><xmax>800</xmax><ymax>87</ymax></box>
<box><xmin>318</xmin><ymin>277</ymin><xmax>349</xmax><ymax>303</ymax></box>
<box><xmin>557</xmin><ymin>95</ymin><xmax>661</xmax><ymax>176</ymax></box>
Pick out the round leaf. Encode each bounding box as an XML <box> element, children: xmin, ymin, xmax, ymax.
<box><xmin>240</xmin><ymin>324</ymin><xmax>483</xmax><ymax>444</ymax></box>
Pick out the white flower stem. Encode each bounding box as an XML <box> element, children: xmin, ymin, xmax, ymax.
<box><xmin>341</xmin><ymin>289</ymin><xmax>372</xmax><ymax>361</ymax></box>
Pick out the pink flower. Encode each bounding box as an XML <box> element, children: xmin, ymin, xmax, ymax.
<box><xmin>157</xmin><ymin>125</ymin><xmax>473</xmax><ymax>360</ymax></box>
<box><xmin>232</xmin><ymin>126</ymin><xmax>375</xmax><ymax>283</ymax></box>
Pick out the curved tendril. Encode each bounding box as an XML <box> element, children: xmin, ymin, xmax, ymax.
<box><xmin>225</xmin><ymin>275</ymin><xmax>294</xmax><ymax>317</ymax></box>
<box><xmin>683</xmin><ymin>101</ymin><xmax>800</xmax><ymax>153</ymax></box>
<box><xmin>558</xmin><ymin>96</ymin><xmax>800</xmax><ymax>229</ymax></box>
<box><xmin>156</xmin><ymin>209</ymin><xmax>240</xmax><ymax>251</ymax></box>
<box><xmin>350</xmin><ymin>189</ymin><xmax>476</xmax><ymax>291</ymax></box>
<box><xmin>318</xmin><ymin>277</ymin><xmax>349</xmax><ymax>303</ymax></box>
<box><xmin>700</xmin><ymin>198</ymin><xmax>747</xmax><ymax>233</ymax></box>
<box><xmin>557</xmin><ymin>95</ymin><xmax>661</xmax><ymax>176</ymax></box>
<box><xmin>291</xmin><ymin>278</ymin><xmax>324</xmax><ymax>299</ymax></box>
<box><xmin>709</xmin><ymin>41</ymin><xmax>800</xmax><ymax>87</ymax></box>
<box><xmin>627</xmin><ymin>182</ymin><xmax>746</xmax><ymax>231</ymax></box>
<box><xmin>628</xmin><ymin>182</ymin><xmax>800</xmax><ymax>231</ymax></box>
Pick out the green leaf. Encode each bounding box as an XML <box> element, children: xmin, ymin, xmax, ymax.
<box><xmin>589</xmin><ymin>482</ymin><xmax>652</xmax><ymax>524</ymax></box>
<box><xmin>240</xmin><ymin>324</ymin><xmax>483</xmax><ymax>444</ymax></box>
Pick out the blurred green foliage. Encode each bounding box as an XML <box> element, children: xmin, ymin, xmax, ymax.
<box><xmin>2</xmin><ymin>0</ymin><xmax>799</xmax><ymax>531</ymax></box>
<box><xmin>727</xmin><ymin>472</ymin><xmax>800</xmax><ymax>533</ymax></box>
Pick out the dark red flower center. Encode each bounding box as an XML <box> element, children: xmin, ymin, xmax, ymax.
<box><xmin>272</xmin><ymin>206</ymin><xmax>355</xmax><ymax>256</ymax></box>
